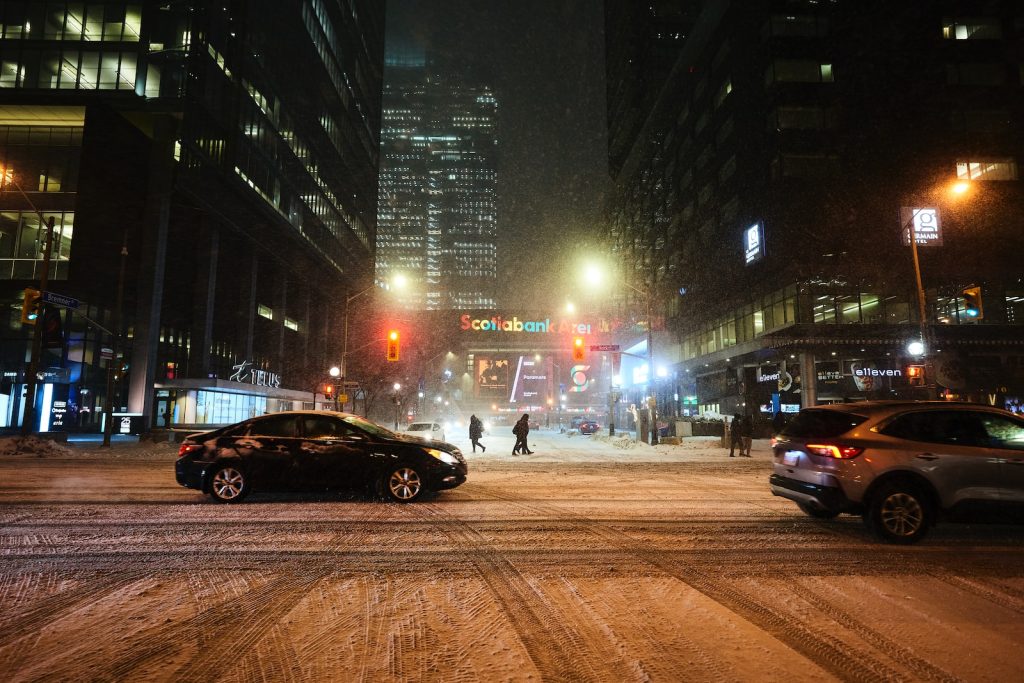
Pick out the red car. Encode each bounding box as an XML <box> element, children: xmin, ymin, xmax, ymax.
<box><xmin>579</xmin><ymin>420</ymin><xmax>601</xmax><ymax>435</ymax></box>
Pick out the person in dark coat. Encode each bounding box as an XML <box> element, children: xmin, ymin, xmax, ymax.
<box><xmin>469</xmin><ymin>415</ymin><xmax>486</xmax><ymax>453</ymax></box>
<box><xmin>512</xmin><ymin>414</ymin><xmax>533</xmax><ymax>455</ymax></box>
<box><xmin>739</xmin><ymin>413</ymin><xmax>754</xmax><ymax>457</ymax></box>
<box><xmin>729</xmin><ymin>413</ymin><xmax>743</xmax><ymax>457</ymax></box>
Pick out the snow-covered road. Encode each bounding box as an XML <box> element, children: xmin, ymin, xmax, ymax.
<box><xmin>2</xmin><ymin>432</ymin><xmax>1023</xmax><ymax>681</ymax></box>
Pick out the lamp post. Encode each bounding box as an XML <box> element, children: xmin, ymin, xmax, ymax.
<box><xmin>584</xmin><ymin>264</ymin><xmax>658</xmax><ymax>444</ymax></box>
<box><xmin>392</xmin><ymin>382</ymin><xmax>402</xmax><ymax>430</ymax></box>
<box><xmin>899</xmin><ymin>180</ymin><xmax>974</xmax><ymax>395</ymax></box>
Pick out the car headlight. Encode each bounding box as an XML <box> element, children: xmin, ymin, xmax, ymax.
<box><xmin>426</xmin><ymin>448</ymin><xmax>459</xmax><ymax>466</ymax></box>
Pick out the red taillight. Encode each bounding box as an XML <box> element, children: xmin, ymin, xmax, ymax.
<box><xmin>177</xmin><ymin>443</ymin><xmax>202</xmax><ymax>458</ymax></box>
<box><xmin>805</xmin><ymin>443</ymin><xmax>864</xmax><ymax>459</ymax></box>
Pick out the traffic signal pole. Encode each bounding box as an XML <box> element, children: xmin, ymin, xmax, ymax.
<box><xmin>21</xmin><ymin>216</ymin><xmax>55</xmax><ymax>436</ymax></box>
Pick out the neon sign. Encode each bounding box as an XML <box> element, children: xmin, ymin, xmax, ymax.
<box><xmin>460</xmin><ymin>314</ymin><xmax>592</xmax><ymax>334</ymax></box>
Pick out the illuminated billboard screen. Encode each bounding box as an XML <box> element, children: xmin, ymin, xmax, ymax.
<box><xmin>476</xmin><ymin>358</ymin><xmax>510</xmax><ymax>399</ymax></box>
<box><xmin>509</xmin><ymin>355</ymin><xmax>548</xmax><ymax>404</ymax></box>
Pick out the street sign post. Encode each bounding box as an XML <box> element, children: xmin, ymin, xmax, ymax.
<box><xmin>42</xmin><ymin>291</ymin><xmax>80</xmax><ymax>309</ymax></box>
<box><xmin>589</xmin><ymin>344</ymin><xmax>620</xmax><ymax>352</ymax></box>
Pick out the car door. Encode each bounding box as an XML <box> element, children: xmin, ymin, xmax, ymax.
<box><xmin>243</xmin><ymin>414</ymin><xmax>302</xmax><ymax>489</ymax></box>
<box><xmin>975</xmin><ymin>412</ymin><xmax>1024</xmax><ymax>508</ymax></box>
<box><xmin>297</xmin><ymin>415</ymin><xmax>373</xmax><ymax>490</ymax></box>
<box><xmin>880</xmin><ymin>410</ymin><xmax>1001</xmax><ymax>508</ymax></box>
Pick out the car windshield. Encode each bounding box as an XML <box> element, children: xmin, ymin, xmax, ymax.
<box><xmin>782</xmin><ymin>410</ymin><xmax>868</xmax><ymax>438</ymax></box>
<box><xmin>408</xmin><ymin>424</ymin><xmax>431</xmax><ymax>431</ymax></box>
<box><xmin>340</xmin><ymin>415</ymin><xmax>398</xmax><ymax>438</ymax></box>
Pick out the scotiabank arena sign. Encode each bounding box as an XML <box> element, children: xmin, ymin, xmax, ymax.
<box><xmin>460</xmin><ymin>314</ymin><xmax>592</xmax><ymax>335</ymax></box>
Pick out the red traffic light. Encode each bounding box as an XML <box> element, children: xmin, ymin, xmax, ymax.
<box><xmin>386</xmin><ymin>330</ymin><xmax>400</xmax><ymax>361</ymax></box>
<box><xmin>572</xmin><ymin>337</ymin><xmax>586</xmax><ymax>362</ymax></box>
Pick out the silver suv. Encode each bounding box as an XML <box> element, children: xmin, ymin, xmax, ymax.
<box><xmin>770</xmin><ymin>401</ymin><xmax>1024</xmax><ymax>543</ymax></box>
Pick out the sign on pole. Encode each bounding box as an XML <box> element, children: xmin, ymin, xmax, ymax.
<box><xmin>42</xmin><ymin>291</ymin><xmax>80</xmax><ymax>309</ymax></box>
<box><xmin>589</xmin><ymin>344</ymin><xmax>620</xmax><ymax>352</ymax></box>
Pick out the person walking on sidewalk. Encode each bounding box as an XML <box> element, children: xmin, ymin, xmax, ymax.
<box><xmin>739</xmin><ymin>413</ymin><xmax>754</xmax><ymax>457</ymax></box>
<box><xmin>469</xmin><ymin>415</ymin><xmax>486</xmax><ymax>453</ymax></box>
<box><xmin>729</xmin><ymin>413</ymin><xmax>743</xmax><ymax>457</ymax></box>
<box><xmin>512</xmin><ymin>414</ymin><xmax>533</xmax><ymax>455</ymax></box>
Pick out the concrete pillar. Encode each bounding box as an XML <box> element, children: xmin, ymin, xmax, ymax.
<box><xmin>127</xmin><ymin>115</ymin><xmax>176</xmax><ymax>418</ymax></box>
<box><xmin>245</xmin><ymin>249</ymin><xmax>258</xmax><ymax>360</ymax></box>
<box><xmin>198</xmin><ymin>223</ymin><xmax>219</xmax><ymax>375</ymax></box>
<box><xmin>800</xmin><ymin>351</ymin><xmax>817</xmax><ymax>407</ymax></box>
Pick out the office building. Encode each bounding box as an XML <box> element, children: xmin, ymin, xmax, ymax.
<box><xmin>604</xmin><ymin>0</ymin><xmax>1024</xmax><ymax>417</ymax></box>
<box><xmin>0</xmin><ymin>0</ymin><xmax>385</xmax><ymax>431</ymax></box>
<box><xmin>377</xmin><ymin>53</ymin><xmax>498</xmax><ymax>310</ymax></box>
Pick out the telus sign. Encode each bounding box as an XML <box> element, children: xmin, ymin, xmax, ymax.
<box><xmin>744</xmin><ymin>222</ymin><xmax>765</xmax><ymax>265</ymax></box>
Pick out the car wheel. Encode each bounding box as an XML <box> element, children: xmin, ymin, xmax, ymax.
<box><xmin>383</xmin><ymin>465</ymin><xmax>424</xmax><ymax>503</ymax></box>
<box><xmin>797</xmin><ymin>501</ymin><xmax>840</xmax><ymax>519</ymax></box>
<box><xmin>209</xmin><ymin>464</ymin><xmax>249</xmax><ymax>503</ymax></box>
<box><xmin>866</xmin><ymin>480</ymin><xmax>931</xmax><ymax>543</ymax></box>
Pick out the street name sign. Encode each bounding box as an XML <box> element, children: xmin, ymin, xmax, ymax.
<box><xmin>590</xmin><ymin>344</ymin><xmax>620</xmax><ymax>352</ymax></box>
<box><xmin>42</xmin><ymin>291</ymin><xmax>80</xmax><ymax>309</ymax></box>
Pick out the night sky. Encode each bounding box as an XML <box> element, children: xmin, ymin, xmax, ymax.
<box><xmin>385</xmin><ymin>0</ymin><xmax>609</xmax><ymax>310</ymax></box>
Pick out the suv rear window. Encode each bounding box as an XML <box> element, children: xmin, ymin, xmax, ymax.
<box><xmin>781</xmin><ymin>409</ymin><xmax>868</xmax><ymax>438</ymax></box>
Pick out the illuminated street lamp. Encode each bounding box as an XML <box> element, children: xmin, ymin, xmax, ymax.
<box><xmin>583</xmin><ymin>262</ymin><xmax>658</xmax><ymax>444</ymax></box>
<box><xmin>900</xmin><ymin>180</ymin><xmax>975</xmax><ymax>393</ymax></box>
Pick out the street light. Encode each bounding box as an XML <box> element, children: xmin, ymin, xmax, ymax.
<box><xmin>899</xmin><ymin>180</ymin><xmax>975</xmax><ymax>393</ymax></box>
<box><xmin>583</xmin><ymin>263</ymin><xmax>659</xmax><ymax>444</ymax></box>
<box><xmin>392</xmin><ymin>382</ymin><xmax>402</xmax><ymax>430</ymax></box>
<box><xmin>340</xmin><ymin>275</ymin><xmax>407</xmax><ymax>410</ymax></box>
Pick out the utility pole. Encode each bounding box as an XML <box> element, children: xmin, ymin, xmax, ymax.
<box><xmin>101</xmin><ymin>232</ymin><xmax>129</xmax><ymax>447</ymax></box>
<box><xmin>22</xmin><ymin>216</ymin><xmax>55</xmax><ymax>436</ymax></box>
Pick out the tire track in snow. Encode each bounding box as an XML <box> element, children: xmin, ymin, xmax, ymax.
<box><xmin>418</xmin><ymin>500</ymin><xmax>635</xmax><ymax>683</ymax></box>
<box><xmin>473</xmin><ymin>486</ymin><xmax>911</xmax><ymax>682</ymax></box>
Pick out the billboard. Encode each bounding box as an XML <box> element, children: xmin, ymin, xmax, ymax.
<box><xmin>476</xmin><ymin>358</ymin><xmax>510</xmax><ymax>399</ymax></box>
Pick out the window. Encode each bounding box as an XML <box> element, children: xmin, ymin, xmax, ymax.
<box><xmin>781</xmin><ymin>410</ymin><xmax>867</xmax><ymax>438</ymax></box>
<box><xmin>302</xmin><ymin>416</ymin><xmax>351</xmax><ymax>439</ymax></box>
<box><xmin>772</xmin><ymin>105</ymin><xmax>831</xmax><ymax>130</ymax></box>
<box><xmin>978</xmin><ymin>414</ymin><xmax>1024</xmax><ymax>450</ymax></box>
<box><xmin>881</xmin><ymin>411</ymin><xmax>987</xmax><ymax>447</ymax></box>
<box><xmin>247</xmin><ymin>415</ymin><xmax>297</xmax><ymax>438</ymax></box>
<box><xmin>766</xmin><ymin>59</ymin><xmax>834</xmax><ymax>84</ymax></box>
<box><xmin>257</xmin><ymin>304</ymin><xmax>273</xmax><ymax>320</ymax></box>
<box><xmin>942</xmin><ymin>19</ymin><xmax>1002</xmax><ymax>40</ymax></box>
<box><xmin>284</xmin><ymin>317</ymin><xmax>299</xmax><ymax>332</ymax></box>
<box><xmin>946</xmin><ymin>63</ymin><xmax>1006</xmax><ymax>86</ymax></box>
<box><xmin>956</xmin><ymin>158</ymin><xmax>1017</xmax><ymax>181</ymax></box>
<box><xmin>768</xmin><ymin>14</ymin><xmax>828</xmax><ymax>37</ymax></box>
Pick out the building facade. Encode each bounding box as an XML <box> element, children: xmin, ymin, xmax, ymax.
<box><xmin>377</xmin><ymin>52</ymin><xmax>498</xmax><ymax>310</ymax></box>
<box><xmin>604</xmin><ymin>0</ymin><xmax>1024</xmax><ymax>420</ymax></box>
<box><xmin>0</xmin><ymin>0</ymin><xmax>385</xmax><ymax>432</ymax></box>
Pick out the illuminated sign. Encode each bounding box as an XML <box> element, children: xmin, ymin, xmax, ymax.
<box><xmin>900</xmin><ymin>207</ymin><xmax>943</xmax><ymax>247</ymax></box>
<box><xmin>460</xmin><ymin>314</ymin><xmax>591</xmax><ymax>334</ymax></box>
<box><xmin>744</xmin><ymin>222</ymin><xmax>765</xmax><ymax>265</ymax></box>
<box><xmin>228</xmin><ymin>360</ymin><xmax>282</xmax><ymax>388</ymax></box>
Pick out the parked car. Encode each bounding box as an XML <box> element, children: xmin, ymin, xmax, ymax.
<box><xmin>579</xmin><ymin>420</ymin><xmax>601</xmax><ymax>435</ymax></box>
<box><xmin>406</xmin><ymin>421</ymin><xmax>445</xmax><ymax>442</ymax></box>
<box><xmin>570</xmin><ymin>415</ymin><xmax>585</xmax><ymax>429</ymax></box>
<box><xmin>770</xmin><ymin>401</ymin><xmax>1024</xmax><ymax>543</ymax></box>
<box><xmin>175</xmin><ymin>411</ymin><xmax>467</xmax><ymax>503</ymax></box>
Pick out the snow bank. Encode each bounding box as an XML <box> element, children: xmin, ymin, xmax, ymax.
<box><xmin>0</xmin><ymin>436</ymin><xmax>74</xmax><ymax>458</ymax></box>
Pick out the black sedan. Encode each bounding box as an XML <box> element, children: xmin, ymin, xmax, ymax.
<box><xmin>175</xmin><ymin>411</ymin><xmax>467</xmax><ymax>503</ymax></box>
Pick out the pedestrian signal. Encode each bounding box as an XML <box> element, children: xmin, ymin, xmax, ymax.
<box><xmin>386</xmin><ymin>330</ymin><xmax>400</xmax><ymax>361</ymax></box>
<box><xmin>572</xmin><ymin>337</ymin><xmax>586</xmax><ymax>362</ymax></box>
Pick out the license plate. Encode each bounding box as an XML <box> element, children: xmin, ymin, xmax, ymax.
<box><xmin>782</xmin><ymin>451</ymin><xmax>800</xmax><ymax>466</ymax></box>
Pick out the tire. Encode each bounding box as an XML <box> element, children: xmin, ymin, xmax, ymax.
<box><xmin>797</xmin><ymin>501</ymin><xmax>840</xmax><ymax>519</ymax></box>
<box><xmin>866</xmin><ymin>480</ymin><xmax>932</xmax><ymax>543</ymax></box>
<box><xmin>382</xmin><ymin>464</ymin><xmax>425</xmax><ymax>503</ymax></box>
<box><xmin>209</xmin><ymin>464</ymin><xmax>249</xmax><ymax>503</ymax></box>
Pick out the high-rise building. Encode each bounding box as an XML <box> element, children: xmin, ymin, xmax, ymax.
<box><xmin>604</xmin><ymin>0</ymin><xmax>1024</xmax><ymax>417</ymax></box>
<box><xmin>0</xmin><ymin>1</ymin><xmax>385</xmax><ymax>432</ymax></box>
<box><xmin>377</xmin><ymin>54</ymin><xmax>498</xmax><ymax>310</ymax></box>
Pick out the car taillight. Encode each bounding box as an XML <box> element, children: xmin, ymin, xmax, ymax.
<box><xmin>177</xmin><ymin>443</ymin><xmax>202</xmax><ymax>458</ymax></box>
<box><xmin>805</xmin><ymin>443</ymin><xmax>864</xmax><ymax>459</ymax></box>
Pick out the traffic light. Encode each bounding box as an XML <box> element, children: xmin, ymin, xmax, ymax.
<box><xmin>20</xmin><ymin>287</ymin><xmax>41</xmax><ymax>325</ymax></box>
<box><xmin>962</xmin><ymin>286</ymin><xmax>983</xmax><ymax>320</ymax></box>
<box><xmin>386</xmin><ymin>330</ymin><xmax>400</xmax><ymax>361</ymax></box>
<box><xmin>324</xmin><ymin>383</ymin><xmax>334</xmax><ymax>398</ymax></box>
<box><xmin>572</xmin><ymin>336</ymin><xmax>586</xmax><ymax>362</ymax></box>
